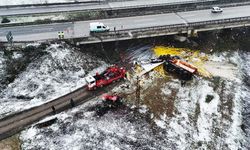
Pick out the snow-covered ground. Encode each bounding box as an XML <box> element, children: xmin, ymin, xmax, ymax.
<box><xmin>18</xmin><ymin>45</ymin><xmax>249</xmax><ymax>149</ymax></box>
<box><xmin>0</xmin><ymin>0</ymin><xmax>88</xmax><ymax>6</ymax></box>
<box><xmin>7</xmin><ymin>14</ymin><xmax>66</xmax><ymax>24</ymax></box>
<box><xmin>0</xmin><ymin>38</ymin><xmax>249</xmax><ymax>149</ymax></box>
<box><xmin>0</xmin><ymin>44</ymin><xmax>107</xmax><ymax>118</ymax></box>
<box><xmin>0</xmin><ymin>0</ymin><xmax>197</xmax><ymax>6</ymax></box>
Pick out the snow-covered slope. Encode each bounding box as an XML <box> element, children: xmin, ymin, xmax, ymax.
<box><xmin>0</xmin><ymin>37</ymin><xmax>249</xmax><ymax>149</ymax></box>
<box><xmin>19</xmin><ymin>47</ymin><xmax>249</xmax><ymax>149</ymax></box>
<box><xmin>0</xmin><ymin>44</ymin><xmax>107</xmax><ymax>118</ymax></box>
<box><xmin>0</xmin><ymin>0</ymin><xmax>75</xmax><ymax>6</ymax></box>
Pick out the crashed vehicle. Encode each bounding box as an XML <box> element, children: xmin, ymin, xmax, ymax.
<box><xmin>101</xmin><ymin>93</ymin><xmax>122</xmax><ymax>107</ymax></box>
<box><xmin>159</xmin><ymin>55</ymin><xmax>198</xmax><ymax>80</ymax></box>
<box><xmin>85</xmin><ymin>65</ymin><xmax>126</xmax><ymax>90</ymax></box>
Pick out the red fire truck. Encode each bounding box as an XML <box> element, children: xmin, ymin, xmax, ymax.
<box><xmin>85</xmin><ymin>65</ymin><xmax>126</xmax><ymax>90</ymax></box>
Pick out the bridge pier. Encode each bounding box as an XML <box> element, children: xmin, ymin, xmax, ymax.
<box><xmin>187</xmin><ymin>29</ymin><xmax>198</xmax><ymax>37</ymax></box>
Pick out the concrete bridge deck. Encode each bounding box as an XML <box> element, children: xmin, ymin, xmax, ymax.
<box><xmin>1</xmin><ymin>5</ymin><xmax>250</xmax><ymax>44</ymax></box>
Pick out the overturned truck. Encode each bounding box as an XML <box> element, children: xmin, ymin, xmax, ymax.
<box><xmin>159</xmin><ymin>55</ymin><xmax>197</xmax><ymax>80</ymax></box>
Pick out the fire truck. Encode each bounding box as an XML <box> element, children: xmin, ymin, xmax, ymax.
<box><xmin>85</xmin><ymin>65</ymin><xmax>126</xmax><ymax>90</ymax></box>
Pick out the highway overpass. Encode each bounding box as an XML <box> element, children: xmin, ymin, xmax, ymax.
<box><xmin>1</xmin><ymin>5</ymin><xmax>250</xmax><ymax>44</ymax></box>
<box><xmin>0</xmin><ymin>0</ymin><xmax>227</xmax><ymax>16</ymax></box>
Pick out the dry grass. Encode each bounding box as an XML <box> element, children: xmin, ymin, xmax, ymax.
<box><xmin>0</xmin><ymin>135</ymin><xmax>21</xmax><ymax>150</ymax></box>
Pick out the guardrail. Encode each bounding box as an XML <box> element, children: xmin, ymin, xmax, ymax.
<box><xmin>188</xmin><ymin>16</ymin><xmax>250</xmax><ymax>26</ymax></box>
<box><xmin>0</xmin><ymin>0</ymin><xmax>106</xmax><ymax>9</ymax></box>
<box><xmin>108</xmin><ymin>0</ymin><xmax>215</xmax><ymax>10</ymax></box>
<box><xmin>74</xmin><ymin>16</ymin><xmax>250</xmax><ymax>44</ymax></box>
<box><xmin>112</xmin><ymin>16</ymin><xmax>250</xmax><ymax>34</ymax></box>
<box><xmin>0</xmin><ymin>85</ymin><xmax>95</xmax><ymax>141</ymax></box>
<box><xmin>2</xmin><ymin>15</ymin><xmax>250</xmax><ymax>45</ymax></box>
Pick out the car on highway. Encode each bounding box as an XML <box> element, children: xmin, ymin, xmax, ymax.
<box><xmin>89</xmin><ymin>22</ymin><xmax>110</xmax><ymax>33</ymax></box>
<box><xmin>211</xmin><ymin>7</ymin><xmax>223</xmax><ymax>13</ymax></box>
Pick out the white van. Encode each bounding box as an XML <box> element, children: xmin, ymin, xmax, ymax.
<box><xmin>89</xmin><ymin>22</ymin><xmax>110</xmax><ymax>33</ymax></box>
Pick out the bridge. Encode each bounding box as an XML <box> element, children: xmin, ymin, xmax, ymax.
<box><xmin>1</xmin><ymin>5</ymin><xmax>250</xmax><ymax>45</ymax></box>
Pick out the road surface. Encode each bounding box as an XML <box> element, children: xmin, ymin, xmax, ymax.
<box><xmin>1</xmin><ymin>5</ymin><xmax>250</xmax><ymax>42</ymax></box>
<box><xmin>0</xmin><ymin>0</ymin><xmax>212</xmax><ymax>16</ymax></box>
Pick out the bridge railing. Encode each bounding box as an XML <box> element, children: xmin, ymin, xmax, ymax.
<box><xmin>97</xmin><ymin>23</ymin><xmax>187</xmax><ymax>36</ymax></box>
<box><xmin>109</xmin><ymin>0</ymin><xmax>216</xmax><ymax>10</ymax></box>
<box><xmin>109</xmin><ymin>16</ymin><xmax>250</xmax><ymax>34</ymax></box>
<box><xmin>76</xmin><ymin>16</ymin><xmax>250</xmax><ymax>43</ymax></box>
<box><xmin>189</xmin><ymin>16</ymin><xmax>250</xmax><ymax>26</ymax></box>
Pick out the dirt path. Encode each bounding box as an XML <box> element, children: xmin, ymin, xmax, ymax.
<box><xmin>203</xmin><ymin>61</ymin><xmax>238</xmax><ymax>81</ymax></box>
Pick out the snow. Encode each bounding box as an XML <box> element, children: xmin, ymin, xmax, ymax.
<box><xmin>7</xmin><ymin>14</ymin><xmax>66</xmax><ymax>24</ymax></box>
<box><xmin>203</xmin><ymin>61</ymin><xmax>239</xmax><ymax>81</ymax></box>
<box><xmin>21</xmin><ymin>99</ymin><xmax>161</xmax><ymax>150</ymax></box>
<box><xmin>0</xmin><ymin>44</ymin><xmax>106</xmax><ymax>118</ymax></box>
<box><xmin>138</xmin><ymin>105</ymin><xmax>148</xmax><ymax>113</ymax></box>
<box><xmin>1</xmin><ymin>43</ymin><xmax>248</xmax><ymax>149</ymax></box>
<box><xmin>0</xmin><ymin>0</ymin><xmax>195</xmax><ymax>6</ymax></box>
<box><xmin>154</xmin><ymin>114</ymin><xmax>167</xmax><ymax>129</ymax></box>
<box><xmin>195</xmin><ymin>81</ymin><xmax>219</xmax><ymax>142</ymax></box>
<box><xmin>0</xmin><ymin>0</ymin><xmax>83</xmax><ymax>6</ymax></box>
<box><xmin>152</xmin><ymin>52</ymin><xmax>245</xmax><ymax>149</ymax></box>
<box><xmin>203</xmin><ymin>52</ymin><xmax>240</xmax><ymax>81</ymax></box>
<box><xmin>0</xmin><ymin>51</ymin><xmax>6</xmax><ymax>86</ymax></box>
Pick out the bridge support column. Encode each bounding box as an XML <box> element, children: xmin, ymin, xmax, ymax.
<box><xmin>192</xmin><ymin>30</ymin><xmax>198</xmax><ymax>37</ymax></box>
<box><xmin>187</xmin><ymin>29</ymin><xmax>192</xmax><ymax>37</ymax></box>
<box><xmin>187</xmin><ymin>29</ymin><xmax>198</xmax><ymax>37</ymax></box>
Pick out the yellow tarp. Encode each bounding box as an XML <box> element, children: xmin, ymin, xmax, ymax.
<box><xmin>153</xmin><ymin>46</ymin><xmax>212</xmax><ymax>78</ymax></box>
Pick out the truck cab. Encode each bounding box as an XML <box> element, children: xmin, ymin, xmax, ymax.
<box><xmin>89</xmin><ymin>22</ymin><xmax>110</xmax><ymax>33</ymax></box>
<box><xmin>85</xmin><ymin>75</ymin><xmax>96</xmax><ymax>89</ymax></box>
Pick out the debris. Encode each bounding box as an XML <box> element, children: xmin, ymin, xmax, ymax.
<box><xmin>153</xmin><ymin>46</ymin><xmax>212</xmax><ymax>78</ymax></box>
<box><xmin>35</xmin><ymin>117</ymin><xmax>58</xmax><ymax>128</ymax></box>
<box><xmin>160</xmin><ymin>55</ymin><xmax>198</xmax><ymax>80</ymax></box>
<box><xmin>205</xmin><ymin>94</ymin><xmax>214</xmax><ymax>103</ymax></box>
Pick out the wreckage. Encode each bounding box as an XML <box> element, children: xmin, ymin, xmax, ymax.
<box><xmin>136</xmin><ymin>55</ymin><xmax>198</xmax><ymax>80</ymax></box>
<box><xmin>160</xmin><ymin>55</ymin><xmax>197</xmax><ymax>80</ymax></box>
